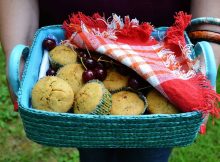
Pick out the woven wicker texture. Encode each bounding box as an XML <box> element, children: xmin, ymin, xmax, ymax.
<box><xmin>17</xmin><ymin>26</ymin><xmax>204</xmax><ymax>148</ymax></box>
<box><xmin>19</xmin><ymin>107</ymin><xmax>202</xmax><ymax>148</ymax></box>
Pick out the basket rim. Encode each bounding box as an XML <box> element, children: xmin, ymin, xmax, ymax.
<box><xmin>18</xmin><ymin>104</ymin><xmax>203</xmax><ymax>120</ymax></box>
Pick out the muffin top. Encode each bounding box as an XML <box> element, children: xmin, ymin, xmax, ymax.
<box><xmin>110</xmin><ymin>90</ymin><xmax>146</xmax><ymax>115</ymax></box>
<box><xmin>49</xmin><ymin>45</ymin><xmax>78</xmax><ymax>66</ymax></box>
<box><xmin>31</xmin><ymin>76</ymin><xmax>74</xmax><ymax>112</ymax></box>
<box><xmin>56</xmin><ymin>63</ymin><xmax>84</xmax><ymax>94</ymax></box>
<box><xmin>103</xmin><ymin>69</ymin><xmax>128</xmax><ymax>91</ymax></box>
<box><xmin>146</xmin><ymin>89</ymin><xmax>179</xmax><ymax>114</ymax></box>
<box><xmin>74</xmin><ymin>81</ymin><xmax>104</xmax><ymax>114</ymax></box>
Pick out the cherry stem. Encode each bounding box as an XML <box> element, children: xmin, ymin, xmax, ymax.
<box><xmin>80</xmin><ymin>57</ymin><xmax>87</xmax><ymax>70</ymax></box>
<box><xmin>97</xmin><ymin>56</ymin><xmax>115</xmax><ymax>64</ymax></box>
<box><xmin>138</xmin><ymin>85</ymin><xmax>152</xmax><ymax>91</ymax></box>
<box><xmin>84</xmin><ymin>43</ymin><xmax>92</xmax><ymax>58</ymax></box>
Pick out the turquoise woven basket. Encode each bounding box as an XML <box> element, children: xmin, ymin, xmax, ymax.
<box><xmin>11</xmin><ymin>25</ymin><xmax>205</xmax><ymax>148</ymax></box>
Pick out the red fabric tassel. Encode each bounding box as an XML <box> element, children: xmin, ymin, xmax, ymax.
<box><xmin>63</xmin><ymin>12</ymin><xmax>107</xmax><ymax>38</ymax></box>
<box><xmin>164</xmin><ymin>12</ymin><xmax>192</xmax><ymax>56</ymax></box>
<box><xmin>115</xmin><ymin>22</ymin><xmax>153</xmax><ymax>45</ymax></box>
<box><xmin>62</xmin><ymin>12</ymin><xmax>154</xmax><ymax>45</ymax></box>
<box><xmin>161</xmin><ymin>73</ymin><xmax>220</xmax><ymax>118</ymax></box>
<box><xmin>199</xmin><ymin>124</ymin><xmax>207</xmax><ymax>134</ymax></box>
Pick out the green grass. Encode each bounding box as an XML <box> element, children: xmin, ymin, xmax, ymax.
<box><xmin>0</xmin><ymin>46</ymin><xmax>220</xmax><ymax>162</ymax></box>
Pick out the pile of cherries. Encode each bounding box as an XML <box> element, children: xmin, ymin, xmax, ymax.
<box><xmin>77</xmin><ymin>50</ymin><xmax>107</xmax><ymax>83</ymax></box>
<box><xmin>42</xmin><ymin>37</ymin><xmax>152</xmax><ymax>92</ymax></box>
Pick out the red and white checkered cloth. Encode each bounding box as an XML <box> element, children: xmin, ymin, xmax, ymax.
<box><xmin>63</xmin><ymin>12</ymin><xmax>220</xmax><ymax>118</ymax></box>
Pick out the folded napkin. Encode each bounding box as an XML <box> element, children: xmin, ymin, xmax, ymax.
<box><xmin>62</xmin><ymin>12</ymin><xmax>220</xmax><ymax>117</ymax></box>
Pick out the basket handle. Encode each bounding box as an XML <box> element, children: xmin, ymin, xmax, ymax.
<box><xmin>193</xmin><ymin>41</ymin><xmax>217</xmax><ymax>87</ymax></box>
<box><xmin>193</xmin><ymin>41</ymin><xmax>217</xmax><ymax>134</ymax></box>
<box><xmin>8</xmin><ymin>44</ymin><xmax>29</xmax><ymax>97</ymax></box>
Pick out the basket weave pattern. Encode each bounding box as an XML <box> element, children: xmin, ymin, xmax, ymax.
<box><xmin>19</xmin><ymin>106</ymin><xmax>203</xmax><ymax>148</ymax></box>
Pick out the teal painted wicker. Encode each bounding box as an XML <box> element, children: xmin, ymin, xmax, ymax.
<box><xmin>19</xmin><ymin>107</ymin><xmax>202</xmax><ymax>148</ymax></box>
<box><xmin>17</xmin><ymin>25</ymin><xmax>204</xmax><ymax>148</ymax></box>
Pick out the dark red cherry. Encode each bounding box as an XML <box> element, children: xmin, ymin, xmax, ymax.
<box><xmin>77</xmin><ymin>51</ymin><xmax>88</xmax><ymax>62</ymax></box>
<box><xmin>133</xmin><ymin>74</ymin><xmax>151</xmax><ymax>88</ymax></box>
<box><xmin>128</xmin><ymin>77</ymin><xmax>141</xmax><ymax>89</ymax></box>
<box><xmin>46</xmin><ymin>68</ymin><xmax>56</xmax><ymax>76</ymax></box>
<box><xmin>83</xmin><ymin>58</ymin><xmax>97</xmax><ymax>69</ymax></box>
<box><xmin>96</xmin><ymin>61</ymin><xmax>105</xmax><ymax>69</ymax></box>
<box><xmin>42</xmin><ymin>38</ymin><xmax>56</xmax><ymax>51</ymax></box>
<box><xmin>94</xmin><ymin>68</ymin><xmax>107</xmax><ymax>81</ymax></box>
<box><xmin>78</xmin><ymin>51</ymin><xmax>89</xmax><ymax>59</ymax></box>
<box><xmin>116</xmin><ymin>64</ymin><xmax>132</xmax><ymax>76</ymax></box>
<box><xmin>82</xmin><ymin>70</ymin><xmax>95</xmax><ymax>83</ymax></box>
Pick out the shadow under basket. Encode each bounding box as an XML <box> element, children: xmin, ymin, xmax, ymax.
<box><xmin>17</xmin><ymin>25</ymin><xmax>204</xmax><ymax>148</ymax></box>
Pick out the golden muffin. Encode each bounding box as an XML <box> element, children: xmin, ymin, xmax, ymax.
<box><xmin>49</xmin><ymin>45</ymin><xmax>78</xmax><ymax>68</ymax></box>
<box><xmin>31</xmin><ymin>76</ymin><xmax>74</xmax><ymax>112</ymax></box>
<box><xmin>146</xmin><ymin>89</ymin><xmax>180</xmax><ymax>114</ymax></box>
<box><xmin>110</xmin><ymin>90</ymin><xmax>147</xmax><ymax>115</ymax></box>
<box><xmin>56</xmin><ymin>63</ymin><xmax>84</xmax><ymax>94</ymax></box>
<box><xmin>103</xmin><ymin>69</ymin><xmax>129</xmax><ymax>92</ymax></box>
<box><xmin>74</xmin><ymin>80</ymin><xmax>112</xmax><ymax>115</ymax></box>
